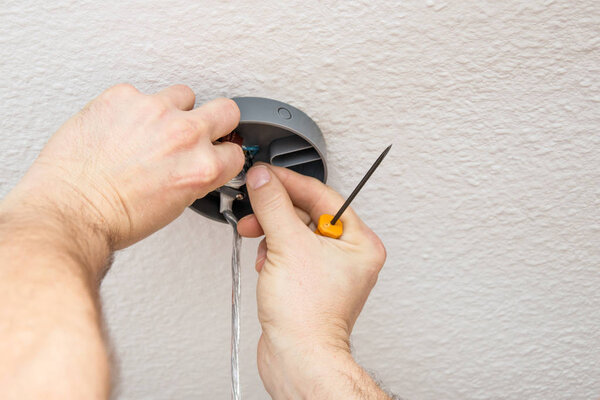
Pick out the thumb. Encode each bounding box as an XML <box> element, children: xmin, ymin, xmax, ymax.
<box><xmin>245</xmin><ymin>165</ymin><xmax>306</xmax><ymax>238</ymax></box>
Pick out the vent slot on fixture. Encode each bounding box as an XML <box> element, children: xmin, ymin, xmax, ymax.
<box><xmin>288</xmin><ymin>159</ymin><xmax>324</xmax><ymax>182</ymax></box>
<box><xmin>270</xmin><ymin>135</ymin><xmax>321</xmax><ymax>168</ymax></box>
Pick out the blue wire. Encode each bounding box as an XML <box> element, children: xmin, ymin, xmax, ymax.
<box><xmin>242</xmin><ymin>145</ymin><xmax>259</xmax><ymax>156</ymax></box>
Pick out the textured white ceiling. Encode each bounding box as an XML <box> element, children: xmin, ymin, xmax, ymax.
<box><xmin>1</xmin><ymin>1</ymin><xmax>599</xmax><ymax>399</ymax></box>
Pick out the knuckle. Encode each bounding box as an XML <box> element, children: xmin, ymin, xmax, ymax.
<box><xmin>194</xmin><ymin>153</ymin><xmax>222</xmax><ymax>186</ymax></box>
<box><xmin>373</xmin><ymin>238</ymin><xmax>387</xmax><ymax>268</ymax></box>
<box><xmin>222</xmin><ymin>97</ymin><xmax>241</xmax><ymax>120</ymax></box>
<box><xmin>166</xmin><ymin>118</ymin><xmax>200</xmax><ymax>148</ymax></box>
<box><xmin>235</xmin><ymin>144</ymin><xmax>245</xmax><ymax>167</ymax></box>
<box><xmin>188</xmin><ymin>117</ymin><xmax>211</xmax><ymax>137</ymax></box>
<box><xmin>363</xmin><ymin>231</ymin><xmax>387</xmax><ymax>274</ymax></box>
<box><xmin>227</xmin><ymin>143</ymin><xmax>245</xmax><ymax>169</ymax></box>
<box><xmin>105</xmin><ymin>83</ymin><xmax>138</xmax><ymax>98</ymax></box>
<box><xmin>147</xmin><ymin>97</ymin><xmax>171</xmax><ymax>117</ymax></box>
<box><xmin>98</xmin><ymin>83</ymin><xmax>139</xmax><ymax>107</ymax></box>
<box><xmin>177</xmin><ymin>84</ymin><xmax>196</xmax><ymax>102</ymax></box>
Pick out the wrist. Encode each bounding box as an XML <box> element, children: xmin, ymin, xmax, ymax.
<box><xmin>259</xmin><ymin>334</ymin><xmax>391</xmax><ymax>400</ymax></box>
<box><xmin>0</xmin><ymin>189</ymin><xmax>112</xmax><ymax>281</ymax></box>
<box><xmin>259</xmin><ymin>335</ymin><xmax>353</xmax><ymax>398</ymax></box>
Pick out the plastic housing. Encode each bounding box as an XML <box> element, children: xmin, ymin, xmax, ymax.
<box><xmin>190</xmin><ymin>97</ymin><xmax>327</xmax><ymax>223</ymax></box>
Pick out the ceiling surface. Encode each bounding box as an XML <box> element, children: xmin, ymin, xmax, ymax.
<box><xmin>1</xmin><ymin>1</ymin><xmax>599</xmax><ymax>399</ymax></box>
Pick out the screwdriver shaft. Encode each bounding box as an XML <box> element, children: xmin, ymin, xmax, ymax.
<box><xmin>330</xmin><ymin>144</ymin><xmax>392</xmax><ymax>225</ymax></box>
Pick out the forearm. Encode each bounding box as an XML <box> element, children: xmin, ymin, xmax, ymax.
<box><xmin>0</xmin><ymin>200</ymin><xmax>112</xmax><ymax>399</ymax></box>
<box><xmin>308</xmin><ymin>351</ymin><xmax>390</xmax><ymax>400</ymax></box>
<box><xmin>0</xmin><ymin>85</ymin><xmax>242</xmax><ymax>399</ymax></box>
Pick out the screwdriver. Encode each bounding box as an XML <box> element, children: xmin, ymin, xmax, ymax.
<box><xmin>315</xmin><ymin>144</ymin><xmax>392</xmax><ymax>239</ymax></box>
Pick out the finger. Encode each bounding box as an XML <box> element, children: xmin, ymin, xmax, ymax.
<box><xmin>237</xmin><ymin>214</ymin><xmax>262</xmax><ymax>237</ymax></box>
<box><xmin>155</xmin><ymin>84</ymin><xmax>196</xmax><ymax>110</ymax></box>
<box><xmin>182</xmin><ymin>140</ymin><xmax>244</xmax><ymax>199</ymax></box>
<box><xmin>209</xmin><ymin>141</ymin><xmax>245</xmax><ymax>188</ymax></box>
<box><xmin>268</xmin><ymin>165</ymin><xmax>365</xmax><ymax>236</ymax></box>
<box><xmin>255</xmin><ymin>238</ymin><xmax>267</xmax><ymax>272</ymax></box>
<box><xmin>237</xmin><ymin>207</ymin><xmax>312</xmax><ymax>238</ymax></box>
<box><xmin>188</xmin><ymin>98</ymin><xmax>240</xmax><ymax>142</ymax></box>
<box><xmin>245</xmin><ymin>165</ymin><xmax>308</xmax><ymax>238</ymax></box>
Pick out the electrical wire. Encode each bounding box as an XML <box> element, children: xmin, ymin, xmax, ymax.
<box><xmin>219</xmin><ymin>163</ymin><xmax>247</xmax><ymax>400</ymax></box>
<box><xmin>222</xmin><ymin>205</ymin><xmax>241</xmax><ymax>400</ymax></box>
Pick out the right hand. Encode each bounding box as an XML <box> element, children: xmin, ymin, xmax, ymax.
<box><xmin>237</xmin><ymin>164</ymin><xmax>387</xmax><ymax>397</ymax></box>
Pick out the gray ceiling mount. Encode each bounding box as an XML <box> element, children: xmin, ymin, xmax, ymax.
<box><xmin>190</xmin><ymin>97</ymin><xmax>328</xmax><ymax>223</ymax></box>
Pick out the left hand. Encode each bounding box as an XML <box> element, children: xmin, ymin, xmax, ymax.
<box><xmin>2</xmin><ymin>84</ymin><xmax>244</xmax><ymax>254</ymax></box>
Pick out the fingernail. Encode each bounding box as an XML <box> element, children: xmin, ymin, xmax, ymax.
<box><xmin>247</xmin><ymin>165</ymin><xmax>270</xmax><ymax>189</ymax></box>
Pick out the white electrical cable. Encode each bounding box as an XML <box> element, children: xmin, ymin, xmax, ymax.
<box><xmin>220</xmin><ymin>168</ymin><xmax>246</xmax><ymax>400</ymax></box>
<box><xmin>222</xmin><ymin>208</ymin><xmax>241</xmax><ymax>400</ymax></box>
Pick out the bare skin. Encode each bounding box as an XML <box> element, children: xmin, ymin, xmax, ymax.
<box><xmin>0</xmin><ymin>84</ymin><xmax>391</xmax><ymax>399</ymax></box>
<box><xmin>238</xmin><ymin>165</ymin><xmax>390</xmax><ymax>399</ymax></box>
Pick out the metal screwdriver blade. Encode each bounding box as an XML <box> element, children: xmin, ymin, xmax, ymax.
<box><xmin>330</xmin><ymin>144</ymin><xmax>392</xmax><ymax>225</ymax></box>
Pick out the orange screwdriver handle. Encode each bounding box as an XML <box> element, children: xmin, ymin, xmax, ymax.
<box><xmin>315</xmin><ymin>214</ymin><xmax>343</xmax><ymax>239</ymax></box>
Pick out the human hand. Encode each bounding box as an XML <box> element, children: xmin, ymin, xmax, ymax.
<box><xmin>3</xmin><ymin>84</ymin><xmax>244</xmax><ymax>254</ymax></box>
<box><xmin>0</xmin><ymin>83</ymin><xmax>244</xmax><ymax>398</ymax></box>
<box><xmin>237</xmin><ymin>164</ymin><xmax>387</xmax><ymax>398</ymax></box>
